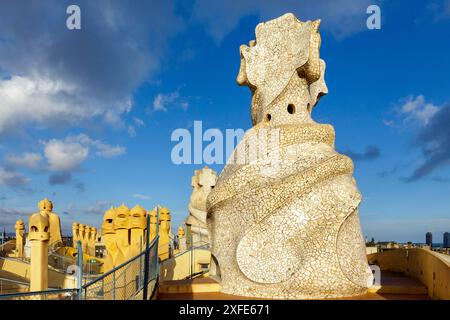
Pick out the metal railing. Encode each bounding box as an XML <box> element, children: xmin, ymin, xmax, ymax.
<box><xmin>0</xmin><ymin>240</ymin><xmax>16</xmax><ymax>257</ymax></box>
<box><xmin>0</xmin><ymin>210</ymin><xmax>161</xmax><ymax>300</ymax></box>
<box><xmin>0</xmin><ymin>278</ymin><xmax>30</xmax><ymax>295</ymax></box>
<box><xmin>0</xmin><ymin>288</ymin><xmax>78</xmax><ymax>300</ymax></box>
<box><xmin>173</xmin><ymin>238</ymin><xmax>210</xmax><ymax>258</ymax></box>
<box><xmin>159</xmin><ymin>236</ymin><xmax>211</xmax><ymax>281</ymax></box>
<box><xmin>47</xmin><ymin>250</ymin><xmax>102</xmax><ymax>280</ymax></box>
<box><xmin>0</xmin><ymin>237</ymin><xmax>159</xmax><ymax>300</ymax></box>
<box><xmin>0</xmin><ymin>251</ymin><xmax>101</xmax><ymax>285</ymax></box>
<box><xmin>80</xmin><ymin>236</ymin><xmax>159</xmax><ymax>300</ymax></box>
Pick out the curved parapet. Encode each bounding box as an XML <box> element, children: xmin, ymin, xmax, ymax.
<box><xmin>368</xmin><ymin>248</ymin><xmax>450</xmax><ymax>300</ymax></box>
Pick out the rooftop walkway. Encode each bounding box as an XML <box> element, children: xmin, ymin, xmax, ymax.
<box><xmin>157</xmin><ymin>271</ymin><xmax>431</xmax><ymax>300</ymax></box>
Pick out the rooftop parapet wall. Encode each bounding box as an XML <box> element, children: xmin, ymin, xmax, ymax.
<box><xmin>368</xmin><ymin>248</ymin><xmax>450</xmax><ymax>300</ymax></box>
<box><xmin>0</xmin><ymin>257</ymin><xmax>77</xmax><ymax>289</ymax></box>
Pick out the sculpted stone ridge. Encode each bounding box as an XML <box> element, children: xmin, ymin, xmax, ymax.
<box><xmin>207</xmin><ymin>13</ymin><xmax>373</xmax><ymax>299</ymax></box>
<box><xmin>237</xmin><ymin>13</ymin><xmax>327</xmax><ymax>126</ymax></box>
<box><xmin>185</xmin><ymin>166</ymin><xmax>218</xmax><ymax>245</ymax></box>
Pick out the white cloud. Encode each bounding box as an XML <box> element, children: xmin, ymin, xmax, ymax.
<box><xmin>153</xmin><ymin>91</ymin><xmax>180</xmax><ymax>112</ymax></box>
<box><xmin>0</xmin><ymin>206</ymin><xmax>34</xmax><ymax>229</ymax></box>
<box><xmin>0</xmin><ymin>167</ymin><xmax>31</xmax><ymax>186</ymax></box>
<box><xmin>93</xmin><ymin>141</ymin><xmax>126</xmax><ymax>159</ymax></box>
<box><xmin>384</xmin><ymin>96</ymin><xmax>450</xmax><ymax>182</ymax></box>
<box><xmin>127</xmin><ymin>117</ymin><xmax>145</xmax><ymax>137</ymax></box>
<box><xmin>0</xmin><ymin>75</ymin><xmax>132</xmax><ymax>136</ymax></box>
<box><xmin>5</xmin><ymin>152</ymin><xmax>42</xmax><ymax>169</ymax></box>
<box><xmin>382</xmin><ymin>119</ymin><xmax>394</xmax><ymax>127</ymax></box>
<box><xmin>42</xmin><ymin>134</ymin><xmax>125</xmax><ymax>172</ymax></box>
<box><xmin>43</xmin><ymin>137</ymin><xmax>89</xmax><ymax>172</ymax></box>
<box><xmin>133</xmin><ymin>117</ymin><xmax>145</xmax><ymax>127</ymax></box>
<box><xmin>152</xmin><ymin>90</ymin><xmax>191</xmax><ymax>112</ymax></box>
<box><xmin>0</xmin><ymin>1</ymin><xmax>185</xmax><ymax>137</ymax></box>
<box><xmin>133</xmin><ymin>194</ymin><xmax>151</xmax><ymax>200</ymax></box>
<box><xmin>398</xmin><ymin>95</ymin><xmax>439</xmax><ymax>126</ymax></box>
<box><xmin>128</xmin><ymin>126</ymin><xmax>137</xmax><ymax>137</ymax></box>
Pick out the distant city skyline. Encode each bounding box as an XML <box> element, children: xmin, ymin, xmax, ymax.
<box><xmin>444</xmin><ymin>232</ymin><xmax>450</xmax><ymax>248</ymax></box>
<box><xmin>2</xmin><ymin>227</ymin><xmax>450</xmax><ymax>247</ymax></box>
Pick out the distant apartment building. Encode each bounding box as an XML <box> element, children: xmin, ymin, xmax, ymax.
<box><xmin>426</xmin><ymin>232</ymin><xmax>433</xmax><ymax>246</ymax></box>
<box><xmin>444</xmin><ymin>232</ymin><xmax>450</xmax><ymax>248</ymax></box>
<box><xmin>377</xmin><ymin>241</ymin><xmax>399</xmax><ymax>252</ymax></box>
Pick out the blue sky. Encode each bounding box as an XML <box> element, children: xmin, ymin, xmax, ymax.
<box><xmin>0</xmin><ymin>0</ymin><xmax>449</xmax><ymax>243</ymax></box>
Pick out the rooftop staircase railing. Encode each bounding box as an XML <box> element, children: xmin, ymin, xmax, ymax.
<box><xmin>0</xmin><ymin>278</ymin><xmax>30</xmax><ymax>295</ymax></box>
<box><xmin>80</xmin><ymin>236</ymin><xmax>159</xmax><ymax>300</ymax></box>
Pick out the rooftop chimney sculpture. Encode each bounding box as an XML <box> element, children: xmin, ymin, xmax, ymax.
<box><xmin>14</xmin><ymin>219</ymin><xmax>25</xmax><ymax>258</ymax></box>
<box><xmin>158</xmin><ymin>207</ymin><xmax>172</xmax><ymax>260</ymax></box>
<box><xmin>185</xmin><ymin>166</ymin><xmax>218</xmax><ymax>246</ymax></box>
<box><xmin>28</xmin><ymin>212</ymin><xmax>50</xmax><ymax>293</ymax></box>
<box><xmin>72</xmin><ymin>222</ymin><xmax>79</xmax><ymax>249</ymax></box>
<box><xmin>206</xmin><ymin>13</ymin><xmax>373</xmax><ymax>299</ymax></box>
<box><xmin>130</xmin><ymin>205</ymin><xmax>147</xmax><ymax>257</ymax></box>
<box><xmin>37</xmin><ymin>198</ymin><xmax>62</xmax><ymax>248</ymax></box>
<box><xmin>102</xmin><ymin>207</ymin><xmax>119</xmax><ymax>271</ymax></box>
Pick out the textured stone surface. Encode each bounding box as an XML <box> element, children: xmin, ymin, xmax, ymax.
<box><xmin>14</xmin><ymin>219</ymin><xmax>25</xmax><ymax>258</ymax></box>
<box><xmin>158</xmin><ymin>207</ymin><xmax>172</xmax><ymax>260</ymax></box>
<box><xmin>102</xmin><ymin>204</ymin><xmax>166</xmax><ymax>268</ymax></box>
<box><xmin>206</xmin><ymin>13</ymin><xmax>373</xmax><ymax>299</ymax></box>
<box><xmin>37</xmin><ymin>198</ymin><xmax>62</xmax><ymax>248</ymax></box>
<box><xmin>185</xmin><ymin>166</ymin><xmax>218</xmax><ymax>245</ymax></box>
